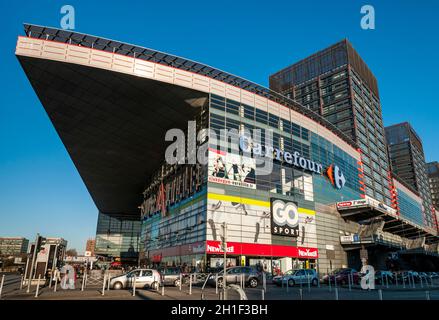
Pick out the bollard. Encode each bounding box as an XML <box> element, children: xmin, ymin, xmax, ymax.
<box><xmin>403</xmin><ymin>273</ymin><xmax>406</xmax><ymax>289</ymax></box>
<box><xmin>102</xmin><ymin>274</ymin><xmax>106</xmax><ymax>296</ymax></box>
<box><xmin>0</xmin><ymin>275</ymin><xmax>5</xmax><ymax>299</ymax></box>
<box><xmin>189</xmin><ymin>274</ymin><xmax>192</xmax><ymax>295</ymax></box>
<box><xmin>161</xmin><ymin>283</ymin><xmax>165</xmax><ymax>296</ymax></box>
<box><xmin>307</xmin><ymin>275</ymin><xmax>311</xmax><ymax>293</ymax></box>
<box><xmin>215</xmin><ymin>274</ymin><xmax>218</xmax><ymax>294</ymax></box>
<box><xmin>334</xmin><ymin>287</ymin><xmax>339</xmax><ymax>300</ymax></box>
<box><xmin>378</xmin><ymin>289</ymin><xmax>383</xmax><ymax>301</ymax></box>
<box><xmin>132</xmin><ymin>276</ymin><xmax>136</xmax><ymax>297</ymax></box>
<box><xmin>263</xmin><ymin>272</ymin><xmax>266</xmax><ymax>292</ymax></box>
<box><xmin>26</xmin><ymin>273</ymin><xmax>31</xmax><ymax>293</ymax></box>
<box><xmin>299</xmin><ymin>288</ymin><xmax>303</xmax><ymax>300</ymax></box>
<box><xmin>179</xmin><ymin>274</ymin><xmax>182</xmax><ymax>291</ymax></box>
<box><xmin>348</xmin><ymin>273</ymin><xmax>352</xmax><ymax>291</ymax></box>
<box><xmin>261</xmin><ymin>289</ymin><xmax>264</xmax><ymax>300</ymax></box>
<box><xmin>20</xmin><ymin>275</ymin><xmax>24</xmax><ymax>290</ymax></box>
<box><xmin>412</xmin><ymin>274</ymin><xmax>416</xmax><ymax>289</ymax></box>
<box><xmin>81</xmin><ymin>274</ymin><xmax>86</xmax><ymax>291</ymax></box>
<box><xmin>426</xmin><ymin>291</ymin><xmax>430</xmax><ymax>300</ymax></box>
<box><xmin>35</xmin><ymin>274</ymin><xmax>41</xmax><ymax>298</ymax></box>
<box><xmin>54</xmin><ymin>271</ymin><xmax>58</xmax><ymax>292</ymax></box>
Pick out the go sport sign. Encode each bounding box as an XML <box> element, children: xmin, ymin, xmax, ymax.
<box><xmin>238</xmin><ymin>135</ymin><xmax>346</xmax><ymax>189</ymax></box>
<box><xmin>270</xmin><ymin>199</ymin><xmax>300</xmax><ymax>237</ymax></box>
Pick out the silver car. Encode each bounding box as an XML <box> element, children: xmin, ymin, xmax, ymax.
<box><xmin>275</xmin><ymin>269</ymin><xmax>319</xmax><ymax>287</ymax></box>
<box><xmin>109</xmin><ymin>269</ymin><xmax>161</xmax><ymax>290</ymax></box>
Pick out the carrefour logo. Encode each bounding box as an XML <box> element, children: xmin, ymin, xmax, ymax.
<box><xmin>326</xmin><ymin>164</ymin><xmax>346</xmax><ymax>189</ymax></box>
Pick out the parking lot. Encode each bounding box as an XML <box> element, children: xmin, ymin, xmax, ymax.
<box><xmin>2</xmin><ymin>272</ymin><xmax>439</xmax><ymax>300</ymax></box>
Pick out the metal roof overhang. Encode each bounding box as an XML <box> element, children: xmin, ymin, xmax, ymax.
<box><xmin>338</xmin><ymin>205</ymin><xmax>434</xmax><ymax>240</ymax></box>
<box><xmin>22</xmin><ymin>23</ymin><xmax>359</xmax><ymax>151</ymax></box>
<box><xmin>17</xmin><ymin>55</ymin><xmax>207</xmax><ymax>217</ymax></box>
<box><xmin>338</xmin><ymin>204</ymin><xmax>389</xmax><ymax>222</ymax></box>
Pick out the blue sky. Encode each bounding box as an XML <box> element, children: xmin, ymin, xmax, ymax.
<box><xmin>0</xmin><ymin>0</ymin><xmax>438</xmax><ymax>252</ymax></box>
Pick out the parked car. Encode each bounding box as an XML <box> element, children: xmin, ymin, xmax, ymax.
<box><xmin>272</xmin><ymin>270</ymin><xmax>293</xmax><ymax>286</ymax></box>
<box><xmin>322</xmin><ymin>268</ymin><xmax>360</xmax><ymax>285</ymax></box>
<box><xmin>109</xmin><ymin>269</ymin><xmax>161</xmax><ymax>290</ymax></box>
<box><xmin>273</xmin><ymin>269</ymin><xmax>319</xmax><ymax>287</ymax></box>
<box><xmin>158</xmin><ymin>267</ymin><xmax>188</xmax><ymax>287</ymax></box>
<box><xmin>375</xmin><ymin>271</ymin><xmax>395</xmax><ymax>284</ymax></box>
<box><xmin>207</xmin><ymin>266</ymin><xmax>262</xmax><ymax>288</ymax></box>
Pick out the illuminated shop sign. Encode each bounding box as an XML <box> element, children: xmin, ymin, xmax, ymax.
<box><xmin>205</xmin><ymin>240</ymin><xmax>319</xmax><ymax>258</ymax></box>
<box><xmin>270</xmin><ymin>199</ymin><xmax>299</xmax><ymax>237</ymax></box>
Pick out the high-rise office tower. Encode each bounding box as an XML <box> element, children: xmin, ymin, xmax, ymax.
<box><xmin>385</xmin><ymin>122</ymin><xmax>435</xmax><ymax>228</ymax></box>
<box><xmin>269</xmin><ymin>40</ymin><xmax>392</xmax><ymax>206</ymax></box>
<box><xmin>427</xmin><ymin>162</ymin><xmax>439</xmax><ymax>210</ymax></box>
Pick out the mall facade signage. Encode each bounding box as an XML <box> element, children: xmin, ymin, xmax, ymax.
<box><xmin>270</xmin><ymin>198</ymin><xmax>300</xmax><ymax>237</ymax></box>
<box><xmin>238</xmin><ymin>135</ymin><xmax>346</xmax><ymax>189</ymax></box>
<box><xmin>239</xmin><ymin>135</ymin><xmax>323</xmax><ymax>174</ymax></box>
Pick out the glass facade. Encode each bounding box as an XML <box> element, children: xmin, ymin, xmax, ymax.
<box><xmin>95</xmin><ymin>212</ymin><xmax>141</xmax><ymax>263</ymax></box>
<box><xmin>141</xmin><ymin>189</ymin><xmax>207</xmax><ymax>252</ymax></box>
<box><xmin>427</xmin><ymin>162</ymin><xmax>439</xmax><ymax>210</ymax></box>
<box><xmin>386</xmin><ymin>123</ymin><xmax>434</xmax><ymax>228</ymax></box>
<box><xmin>397</xmin><ymin>188</ymin><xmax>424</xmax><ymax>227</ymax></box>
<box><xmin>208</xmin><ymin>94</ymin><xmax>361</xmax><ymax>204</ymax></box>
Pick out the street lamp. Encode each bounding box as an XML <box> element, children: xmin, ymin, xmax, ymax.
<box><xmin>221</xmin><ymin>222</ymin><xmax>227</xmax><ymax>300</ymax></box>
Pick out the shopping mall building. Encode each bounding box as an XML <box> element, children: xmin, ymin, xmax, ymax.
<box><xmin>16</xmin><ymin>24</ymin><xmax>439</xmax><ymax>273</ymax></box>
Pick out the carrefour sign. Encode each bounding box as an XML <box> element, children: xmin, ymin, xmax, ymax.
<box><xmin>239</xmin><ymin>135</ymin><xmax>346</xmax><ymax>189</ymax></box>
<box><xmin>239</xmin><ymin>135</ymin><xmax>323</xmax><ymax>174</ymax></box>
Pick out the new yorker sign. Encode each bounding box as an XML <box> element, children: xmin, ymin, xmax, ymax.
<box><xmin>238</xmin><ymin>135</ymin><xmax>346</xmax><ymax>189</ymax></box>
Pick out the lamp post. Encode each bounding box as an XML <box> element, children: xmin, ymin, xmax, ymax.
<box><xmin>221</xmin><ymin>222</ymin><xmax>227</xmax><ymax>300</ymax></box>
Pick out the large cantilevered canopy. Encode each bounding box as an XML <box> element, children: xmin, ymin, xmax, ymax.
<box><xmin>16</xmin><ymin>23</ymin><xmax>359</xmax><ymax>218</ymax></box>
<box><xmin>17</xmin><ymin>55</ymin><xmax>207</xmax><ymax>216</ymax></box>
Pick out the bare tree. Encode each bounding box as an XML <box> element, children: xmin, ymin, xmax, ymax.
<box><xmin>66</xmin><ymin>249</ymin><xmax>78</xmax><ymax>257</ymax></box>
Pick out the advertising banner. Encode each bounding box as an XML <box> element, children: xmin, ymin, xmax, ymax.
<box><xmin>208</xmin><ymin>149</ymin><xmax>256</xmax><ymax>189</ymax></box>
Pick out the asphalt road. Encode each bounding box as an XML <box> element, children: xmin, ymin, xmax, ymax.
<box><xmin>2</xmin><ymin>276</ymin><xmax>439</xmax><ymax>300</ymax></box>
<box><xmin>0</xmin><ymin>274</ymin><xmax>22</xmax><ymax>296</ymax></box>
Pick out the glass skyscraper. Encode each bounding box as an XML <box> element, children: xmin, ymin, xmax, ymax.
<box><xmin>427</xmin><ymin>162</ymin><xmax>439</xmax><ymax>210</ymax></box>
<box><xmin>269</xmin><ymin>39</ymin><xmax>392</xmax><ymax>206</ymax></box>
<box><xmin>385</xmin><ymin>122</ymin><xmax>435</xmax><ymax>229</ymax></box>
